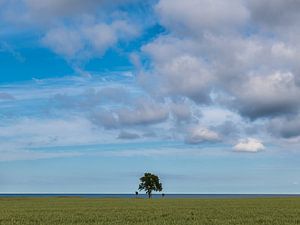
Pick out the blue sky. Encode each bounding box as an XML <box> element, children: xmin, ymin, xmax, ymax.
<box><xmin>1</xmin><ymin>0</ymin><xmax>300</xmax><ymax>193</ymax></box>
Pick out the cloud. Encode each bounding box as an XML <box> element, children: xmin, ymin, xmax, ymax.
<box><xmin>0</xmin><ymin>0</ymin><xmax>143</xmax><ymax>72</ymax></box>
<box><xmin>233</xmin><ymin>138</ymin><xmax>265</xmax><ymax>152</ymax></box>
<box><xmin>170</xmin><ymin>101</ymin><xmax>191</xmax><ymax>122</ymax></box>
<box><xmin>0</xmin><ymin>92</ymin><xmax>15</xmax><ymax>100</ymax></box>
<box><xmin>117</xmin><ymin>99</ymin><xmax>169</xmax><ymax>126</ymax></box>
<box><xmin>215</xmin><ymin>121</ymin><xmax>241</xmax><ymax>139</ymax></box>
<box><xmin>156</xmin><ymin>0</ymin><xmax>249</xmax><ymax>35</ymax></box>
<box><xmin>42</xmin><ymin>27</ymin><xmax>84</xmax><ymax>58</ymax></box>
<box><xmin>4</xmin><ymin>0</ymin><xmax>300</xmax><ymax>157</ymax></box>
<box><xmin>137</xmin><ymin>0</ymin><xmax>300</xmax><ymax>130</ymax></box>
<box><xmin>248</xmin><ymin>0</ymin><xmax>300</xmax><ymax>29</ymax></box>
<box><xmin>92</xmin><ymin>98</ymin><xmax>169</xmax><ymax>128</ymax></box>
<box><xmin>142</xmin><ymin>28</ymin><xmax>300</xmax><ymax>120</ymax></box>
<box><xmin>22</xmin><ymin>0</ymin><xmax>141</xmax><ymax>24</ymax></box>
<box><xmin>25</xmin><ymin>0</ymin><xmax>105</xmax><ymax>18</ymax></box>
<box><xmin>230</xmin><ymin>71</ymin><xmax>300</xmax><ymax>119</ymax></box>
<box><xmin>0</xmin><ymin>149</ymin><xmax>82</xmax><ymax>162</ymax></box>
<box><xmin>0</xmin><ymin>42</ymin><xmax>25</xmax><ymax>62</ymax></box>
<box><xmin>91</xmin><ymin>110</ymin><xmax>119</xmax><ymax>129</ymax></box>
<box><xmin>42</xmin><ymin>20</ymin><xmax>139</xmax><ymax>61</ymax></box>
<box><xmin>185</xmin><ymin>126</ymin><xmax>220</xmax><ymax>144</ymax></box>
<box><xmin>142</xmin><ymin>40</ymin><xmax>215</xmax><ymax>103</ymax></box>
<box><xmin>268</xmin><ymin>116</ymin><xmax>300</xmax><ymax>139</ymax></box>
<box><xmin>53</xmin><ymin>86</ymin><xmax>131</xmax><ymax>110</ymax></box>
<box><xmin>117</xmin><ymin>131</ymin><xmax>140</xmax><ymax>140</ymax></box>
<box><xmin>93</xmin><ymin>146</ymin><xmax>223</xmax><ymax>157</ymax></box>
<box><xmin>0</xmin><ymin>117</ymin><xmax>109</xmax><ymax>149</ymax></box>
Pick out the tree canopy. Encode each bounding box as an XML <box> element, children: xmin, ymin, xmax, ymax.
<box><xmin>138</xmin><ymin>173</ymin><xmax>163</xmax><ymax>198</ymax></box>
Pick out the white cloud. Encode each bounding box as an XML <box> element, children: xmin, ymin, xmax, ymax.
<box><xmin>81</xmin><ymin>23</ymin><xmax>117</xmax><ymax>55</ymax></box>
<box><xmin>142</xmin><ymin>38</ymin><xmax>215</xmax><ymax>103</ymax></box>
<box><xmin>233</xmin><ymin>138</ymin><xmax>265</xmax><ymax>152</ymax></box>
<box><xmin>42</xmin><ymin>20</ymin><xmax>139</xmax><ymax>60</ymax></box>
<box><xmin>0</xmin><ymin>0</ymin><xmax>142</xmax><ymax>70</ymax></box>
<box><xmin>138</xmin><ymin>0</ymin><xmax>300</xmax><ymax>130</ymax></box>
<box><xmin>158</xmin><ymin>55</ymin><xmax>214</xmax><ymax>103</ymax></box>
<box><xmin>185</xmin><ymin>126</ymin><xmax>220</xmax><ymax>144</ymax></box>
<box><xmin>4</xmin><ymin>0</ymin><xmax>300</xmax><ymax>156</ymax></box>
<box><xmin>42</xmin><ymin>27</ymin><xmax>84</xmax><ymax>58</ymax></box>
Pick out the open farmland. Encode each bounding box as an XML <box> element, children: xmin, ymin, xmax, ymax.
<box><xmin>1</xmin><ymin>197</ymin><xmax>300</xmax><ymax>225</ymax></box>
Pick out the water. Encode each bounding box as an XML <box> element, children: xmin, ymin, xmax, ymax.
<box><xmin>0</xmin><ymin>194</ymin><xmax>299</xmax><ymax>199</ymax></box>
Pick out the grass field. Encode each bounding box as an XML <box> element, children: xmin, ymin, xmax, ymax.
<box><xmin>1</xmin><ymin>197</ymin><xmax>300</xmax><ymax>225</ymax></box>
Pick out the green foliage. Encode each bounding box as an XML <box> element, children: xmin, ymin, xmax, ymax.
<box><xmin>138</xmin><ymin>173</ymin><xmax>163</xmax><ymax>198</ymax></box>
<box><xmin>1</xmin><ymin>197</ymin><xmax>300</xmax><ymax>224</ymax></box>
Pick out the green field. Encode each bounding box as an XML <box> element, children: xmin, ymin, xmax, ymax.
<box><xmin>1</xmin><ymin>197</ymin><xmax>300</xmax><ymax>225</ymax></box>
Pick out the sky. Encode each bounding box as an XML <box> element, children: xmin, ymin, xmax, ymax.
<box><xmin>1</xmin><ymin>0</ymin><xmax>300</xmax><ymax>194</ymax></box>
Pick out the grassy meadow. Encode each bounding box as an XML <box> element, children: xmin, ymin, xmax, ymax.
<box><xmin>1</xmin><ymin>197</ymin><xmax>300</xmax><ymax>225</ymax></box>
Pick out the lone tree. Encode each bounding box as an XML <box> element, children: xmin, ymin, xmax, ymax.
<box><xmin>138</xmin><ymin>173</ymin><xmax>163</xmax><ymax>198</ymax></box>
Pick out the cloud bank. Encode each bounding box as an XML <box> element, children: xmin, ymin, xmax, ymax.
<box><xmin>3</xmin><ymin>0</ymin><xmax>300</xmax><ymax>161</ymax></box>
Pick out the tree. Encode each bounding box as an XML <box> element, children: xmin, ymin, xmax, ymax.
<box><xmin>138</xmin><ymin>173</ymin><xmax>163</xmax><ymax>198</ymax></box>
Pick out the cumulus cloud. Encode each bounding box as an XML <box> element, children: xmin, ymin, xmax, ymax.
<box><xmin>42</xmin><ymin>20</ymin><xmax>139</xmax><ymax>60</ymax></box>
<box><xmin>142</xmin><ymin>29</ymin><xmax>300</xmax><ymax>120</ymax></box>
<box><xmin>268</xmin><ymin>116</ymin><xmax>300</xmax><ymax>139</ymax></box>
<box><xmin>170</xmin><ymin>101</ymin><xmax>192</xmax><ymax>122</ymax></box>
<box><xmin>3</xmin><ymin>0</ymin><xmax>300</xmax><ymax>156</ymax></box>
<box><xmin>42</xmin><ymin>27</ymin><xmax>84</xmax><ymax>58</ymax></box>
<box><xmin>233</xmin><ymin>138</ymin><xmax>265</xmax><ymax>152</ymax></box>
<box><xmin>22</xmin><ymin>0</ymin><xmax>141</xmax><ymax>24</ymax></box>
<box><xmin>117</xmin><ymin>100</ymin><xmax>169</xmax><ymax>126</ymax></box>
<box><xmin>248</xmin><ymin>0</ymin><xmax>300</xmax><ymax>29</ymax></box>
<box><xmin>185</xmin><ymin>126</ymin><xmax>220</xmax><ymax>144</ymax></box>
<box><xmin>25</xmin><ymin>0</ymin><xmax>106</xmax><ymax>18</ymax></box>
<box><xmin>142</xmin><ymin>40</ymin><xmax>215</xmax><ymax>103</ymax></box>
<box><xmin>0</xmin><ymin>0</ymin><xmax>143</xmax><ymax>72</ymax></box>
<box><xmin>92</xmin><ymin>98</ymin><xmax>169</xmax><ymax>128</ymax></box>
<box><xmin>138</xmin><ymin>0</ymin><xmax>300</xmax><ymax>130</ymax></box>
<box><xmin>91</xmin><ymin>110</ymin><xmax>119</xmax><ymax>129</ymax></box>
<box><xmin>156</xmin><ymin>0</ymin><xmax>249</xmax><ymax>35</ymax></box>
<box><xmin>231</xmin><ymin>71</ymin><xmax>300</xmax><ymax>119</ymax></box>
<box><xmin>117</xmin><ymin>104</ymin><xmax>168</xmax><ymax>125</ymax></box>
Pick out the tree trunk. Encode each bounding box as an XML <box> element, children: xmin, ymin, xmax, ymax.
<box><xmin>148</xmin><ymin>192</ymin><xmax>151</xmax><ymax>199</ymax></box>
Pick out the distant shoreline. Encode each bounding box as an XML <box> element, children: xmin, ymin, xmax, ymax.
<box><xmin>1</xmin><ymin>194</ymin><xmax>300</xmax><ymax>199</ymax></box>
